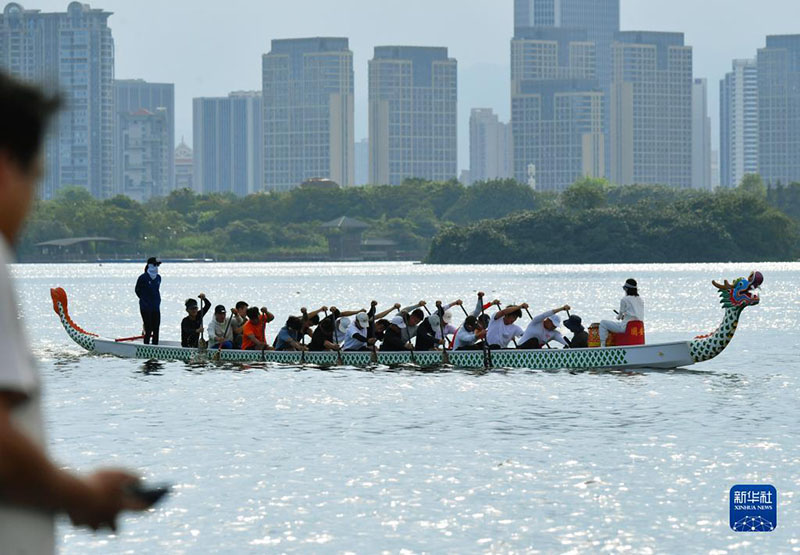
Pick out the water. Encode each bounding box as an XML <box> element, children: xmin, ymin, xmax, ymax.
<box><xmin>11</xmin><ymin>262</ymin><xmax>800</xmax><ymax>553</ymax></box>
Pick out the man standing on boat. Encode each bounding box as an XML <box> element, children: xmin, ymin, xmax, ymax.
<box><xmin>599</xmin><ymin>278</ymin><xmax>645</xmax><ymax>347</ymax></box>
<box><xmin>0</xmin><ymin>71</ymin><xmax>147</xmax><ymax>552</ymax></box>
<box><xmin>135</xmin><ymin>257</ymin><xmax>161</xmax><ymax>344</ymax></box>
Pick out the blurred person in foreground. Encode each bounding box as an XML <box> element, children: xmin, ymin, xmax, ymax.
<box><xmin>0</xmin><ymin>71</ymin><xmax>147</xmax><ymax>553</ymax></box>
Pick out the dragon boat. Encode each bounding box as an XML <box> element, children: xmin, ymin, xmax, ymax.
<box><xmin>50</xmin><ymin>272</ymin><xmax>762</xmax><ymax>370</ymax></box>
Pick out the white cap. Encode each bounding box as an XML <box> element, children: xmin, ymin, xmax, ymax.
<box><xmin>442</xmin><ymin>310</ymin><xmax>453</xmax><ymax>324</ymax></box>
<box><xmin>356</xmin><ymin>312</ymin><xmax>369</xmax><ymax>327</ymax></box>
<box><xmin>390</xmin><ymin>314</ymin><xmax>407</xmax><ymax>329</ymax></box>
<box><xmin>336</xmin><ymin>317</ymin><xmax>351</xmax><ymax>335</ymax></box>
<box><xmin>428</xmin><ymin>314</ymin><xmax>441</xmax><ymax>329</ymax></box>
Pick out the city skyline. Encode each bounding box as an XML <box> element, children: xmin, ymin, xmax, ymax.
<box><xmin>14</xmin><ymin>0</ymin><xmax>800</xmax><ymax>173</ymax></box>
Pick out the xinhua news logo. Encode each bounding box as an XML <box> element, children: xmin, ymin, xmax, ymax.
<box><xmin>730</xmin><ymin>485</ymin><xmax>777</xmax><ymax>532</ymax></box>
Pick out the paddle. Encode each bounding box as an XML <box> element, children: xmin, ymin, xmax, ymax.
<box><xmin>197</xmin><ymin>295</ymin><xmax>208</xmax><ymax>351</ymax></box>
<box><xmin>327</xmin><ymin>309</ymin><xmax>344</xmax><ymax>366</ymax></box>
<box><xmin>367</xmin><ymin>302</ymin><xmax>379</xmax><ymax>364</ymax></box>
<box><xmin>434</xmin><ymin>301</ymin><xmax>450</xmax><ymax>365</ymax></box>
<box><xmin>212</xmin><ymin>311</ymin><xmax>235</xmax><ymax>361</ymax></box>
<box><xmin>478</xmin><ymin>293</ymin><xmax>491</xmax><ymax>369</ymax></box>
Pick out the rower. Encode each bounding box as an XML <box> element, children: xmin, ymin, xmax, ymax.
<box><xmin>564</xmin><ymin>314</ymin><xmax>589</xmax><ymax>348</ymax></box>
<box><xmin>342</xmin><ymin>312</ymin><xmax>375</xmax><ymax>351</ymax></box>
<box><xmin>382</xmin><ymin>301</ymin><xmax>426</xmax><ymax>350</ymax></box>
<box><xmin>307</xmin><ymin>307</ymin><xmax>364</xmax><ymax>351</ymax></box>
<box><xmin>274</xmin><ymin>316</ymin><xmax>309</xmax><ymax>351</ymax></box>
<box><xmin>450</xmin><ymin>292</ymin><xmax>499</xmax><ymax>350</ymax></box>
<box><xmin>599</xmin><ymin>278</ymin><xmax>644</xmax><ymax>347</ymax></box>
<box><xmin>181</xmin><ymin>293</ymin><xmax>211</xmax><ymax>348</ymax></box>
<box><xmin>486</xmin><ymin>302</ymin><xmax>527</xmax><ymax>349</ymax></box>
<box><xmin>207</xmin><ymin>305</ymin><xmax>234</xmax><ymax>349</ymax></box>
<box><xmin>230</xmin><ymin>301</ymin><xmax>249</xmax><ymax>349</ymax></box>
<box><xmin>517</xmin><ymin>305</ymin><xmax>570</xmax><ymax>349</ymax></box>
<box><xmin>241</xmin><ymin>306</ymin><xmax>274</xmax><ymax>351</ymax></box>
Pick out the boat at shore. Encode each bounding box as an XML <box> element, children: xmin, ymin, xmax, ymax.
<box><xmin>50</xmin><ymin>272</ymin><xmax>762</xmax><ymax>370</ymax></box>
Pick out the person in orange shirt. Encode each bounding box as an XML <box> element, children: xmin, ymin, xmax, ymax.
<box><xmin>241</xmin><ymin>306</ymin><xmax>275</xmax><ymax>350</ymax></box>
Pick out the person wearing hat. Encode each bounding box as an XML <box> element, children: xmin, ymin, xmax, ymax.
<box><xmin>342</xmin><ymin>312</ymin><xmax>376</xmax><ymax>351</ymax></box>
<box><xmin>241</xmin><ymin>306</ymin><xmax>275</xmax><ymax>350</ymax></box>
<box><xmin>135</xmin><ymin>257</ymin><xmax>161</xmax><ymax>344</ymax></box>
<box><xmin>207</xmin><ymin>305</ymin><xmax>234</xmax><ymax>349</ymax></box>
<box><xmin>180</xmin><ymin>293</ymin><xmax>211</xmax><ymax>348</ymax></box>
<box><xmin>307</xmin><ymin>307</ymin><xmax>364</xmax><ymax>351</ymax></box>
<box><xmin>599</xmin><ymin>278</ymin><xmax>645</xmax><ymax>347</ymax></box>
<box><xmin>563</xmin><ymin>314</ymin><xmax>589</xmax><ymax>348</ymax></box>
<box><xmin>518</xmin><ymin>305</ymin><xmax>571</xmax><ymax>349</ymax></box>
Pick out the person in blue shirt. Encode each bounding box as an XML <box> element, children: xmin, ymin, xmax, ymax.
<box><xmin>274</xmin><ymin>316</ymin><xmax>308</xmax><ymax>351</ymax></box>
<box><xmin>135</xmin><ymin>257</ymin><xmax>161</xmax><ymax>344</ymax></box>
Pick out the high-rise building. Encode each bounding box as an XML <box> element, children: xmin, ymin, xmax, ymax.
<box><xmin>354</xmin><ymin>138</ymin><xmax>368</xmax><ymax>186</ymax></box>
<box><xmin>114</xmin><ymin>79</ymin><xmax>174</xmax><ymax>193</ymax></box>
<box><xmin>691</xmin><ymin>78</ymin><xmax>712</xmax><ymax>190</ymax></box>
<box><xmin>175</xmin><ymin>139</ymin><xmax>193</xmax><ymax>191</ymax></box>
<box><xmin>117</xmin><ymin>108</ymin><xmax>170</xmax><ymax>202</ymax></box>
<box><xmin>711</xmin><ymin>149</ymin><xmax>720</xmax><ymax>189</ymax></box>
<box><xmin>511</xmin><ymin>27</ymin><xmax>604</xmax><ymax>191</ymax></box>
<box><xmin>368</xmin><ymin>46</ymin><xmax>457</xmax><ymax>185</ymax></box>
<box><xmin>0</xmin><ymin>1</ymin><xmax>114</xmax><ymax>199</ymax></box>
<box><xmin>469</xmin><ymin>108</ymin><xmax>511</xmax><ymax>184</ymax></box>
<box><xmin>514</xmin><ymin>0</ymin><xmax>620</xmax><ymax>174</ymax></box>
<box><xmin>720</xmin><ymin>59</ymin><xmax>758</xmax><ymax>188</ymax></box>
<box><xmin>757</xmin><ymin>35</ymin><xmax>800</xmax><ymax>186</ymax></box>
<box><xmin>193</xmin><ymin>91</ymin><xmax>263</xmax><ymax>196</ymax></box>
<box><xmin>262</xmin><ymin>37</ymin><xmax>354</xmax><ymax>191</ymax></box>
<box><xmin>610</xmin><ymin>31</ymin><xmax>692</xmax><ymax>188</ymax></box>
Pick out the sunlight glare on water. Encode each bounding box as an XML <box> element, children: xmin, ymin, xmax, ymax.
<box><xmin>10</xmin><ymin>262</ymin><xmax>799</xmax><ymax>553</ymax></box>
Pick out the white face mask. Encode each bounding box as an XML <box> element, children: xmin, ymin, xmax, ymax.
<box><xmin>147</xmin><ymin>264</ymin><xmax>159</xmax><ymax>279</ymax></box>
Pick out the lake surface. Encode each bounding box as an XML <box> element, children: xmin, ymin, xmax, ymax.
<box><xmin>10</xmin><ymin>262</ymin><xmax>800</xmax><ymax>553</ymax></box>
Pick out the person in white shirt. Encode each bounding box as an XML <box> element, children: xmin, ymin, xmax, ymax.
<box><xmin>207</xmin><ymin>305</ymin><xmax>234</xmax><ymax>349</ymax></box>
<box><xmin>518</xmin><ymin>305</ymin><xmax>571</xmax><ymax>349</ymax></box>
<box><xmin>0</xmin><ymin>71</ymin><xmax>147</xmax><ymax>553</ymax></box>
<box><xmin>450</xmin><ymin>292</ymin><xmax>500</xmax><ymax>351</ymax></box>
<box><xmin>343</xmin><ymin>312</ymin><xmax>376</xmax><ymax>351</ymax></box>
<box><xmin>599</xmin><ymin>278</ymin><xmax>645</xmax><ymax>347</ymax></box>
<box><xmin>486</xmin><ymin>303</ymin><xmax>528</xmax><ymax>349</ymax></box>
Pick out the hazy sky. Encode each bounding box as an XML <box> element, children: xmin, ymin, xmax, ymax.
<box><xmin>25</xmin><ymin>0</ymin><xmax>800</xmax><ymax>170</ymax></box>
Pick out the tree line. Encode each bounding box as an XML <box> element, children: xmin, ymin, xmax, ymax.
<box><xmin>16</xmin><ymin>174</ymin><xmax>800</xmax><ymax>263</ymax></box>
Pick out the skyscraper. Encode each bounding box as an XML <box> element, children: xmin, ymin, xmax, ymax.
<box><xmin>174</xmin><ymin>139</ymin><xmax>193</xmax><ymax>191</ymax></box>
<box><xmin>354</xmin><ymin>138</ymin><xmax>368</xmax><ymax>186</ymax></box>
<box><xmin>757</xmin><ymin>35</ymin><xmax>800</xmax><ymax>186</ymax></box>
<box><xmin>511</xmin><ymin>27</ymin><xmax>604</xmax><ymax>191</ymax></box>
<box><xmin>691</xmin><ymin>78</ymin><xmax>712</xmax><ymax>190</ymax></box>
<box><xmin>610</xmin><ymin>31</ymin><xmax>692</xmax><ymax>188</ymax></box>
<box><xmin>514</xmin><ymin>0</ymin><xmax>620</xmax><ymax>174</ymax></box>
<box><xmin>193</xmin><ymin>91</ymin><xmax>263</xmax><ymax>196</ymax></box>
<box><xmin>368</xmin><ymin>46</ymin><xmax>457</xmax><ymax>185</ymax></box>
<box><xmin>469</xmin><ymin>108</ymin><xmax>511</xmax><ymax>184</ymax></box>
<box><xmin>720</xmin><ymin>59</ymin><xmax>758</xmax><ymax>188</ymax></box>
<box><xmin>114</xmin><ymin>79</ymin><xmax>175</xmax><ymax>194</ymax></box>
<box><xmin>262</xmin><ymin>37</ymin><xmax>354</xmax><ymax>191</ymax></box>
<box><xmin>0</xmin><ymin>1</ymin><xmax>114</xmax><ymax>199</ymax></box>
<box><xmin>117</xmin><ymin>108</ymin><xmax>170</xmax><ymax>202</ymax></box>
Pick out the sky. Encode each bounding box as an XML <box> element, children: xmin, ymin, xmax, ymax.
<box><xmin>24</xmin><ymin>0</ymin><xmax>800</xmax><ymax>171</ymax></box>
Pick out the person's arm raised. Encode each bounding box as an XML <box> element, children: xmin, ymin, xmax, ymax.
<box><xmin>374</xmin><ymin>303</ymin><xmax>401</xmax><ymax>320</ymax></box>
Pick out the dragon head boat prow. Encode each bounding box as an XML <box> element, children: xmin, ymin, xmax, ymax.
<box><xmin>50</xmin><ymin>287</ymin><xmax>99</xmax><ymax>349</ymax></box>
<box><xmin>690</xmin><ymin>271</ymin><xmax>763</xmax><ymax>363</ymax></box>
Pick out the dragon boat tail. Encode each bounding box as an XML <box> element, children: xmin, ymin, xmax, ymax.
<box><xmin>50</xmin><ymin>272</ymin><xmax>762</xmax><ymax>370</ymax></box>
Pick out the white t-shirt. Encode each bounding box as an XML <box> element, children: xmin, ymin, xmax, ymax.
<box><xmin>619</xmin><ymin>296</ymin><xmax>644</xmax><ymax>322</ymax></box>
<box><xmin>486</xmin><ymin>315</ymin><xmax>523</xmax><ymax>348</ymax></box>
<box><xmin>0</xmin><ymin>238</ymin><xmax>55</xmax><ymax>553</ymax></box>
<box><xmin>342</xmin><ymin>322</ymin><xmax>368</xmax><ymax>351</ymax></box>
<box><xmin>519</xmin><ymin>309</ymin><xmax>567</xmax><ymax>347</ymax></box>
